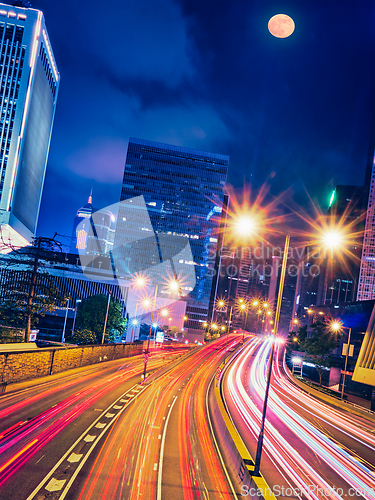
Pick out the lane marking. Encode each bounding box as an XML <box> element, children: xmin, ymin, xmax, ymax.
<box><xmin>95</xmin><ymin>423</ymin><xmax>106</xmax><ymax>429</ymax></box>
<box><xmin>157</xmin><ymin>395</ymin><xmax>178</xmax><ymax>500</ymax></box>
<box><xmin>67</xmin><ymin>453</ymin><xmax>83</xmax><ymax>463</ymax></box>
<box><xmin>105</xmin><ymin>413</ymin><xmax>115</xmax><ymax>418</ymax></box>
<box><xmin>26</xmin><ymin>384</ymin><xmax>140</xmax><ymax>500</ymax></box>
<box><xmin>35</xmin><ymin>454</ymin><xmax>45</xmax><ymax>465</ymax></box>
<box><xmin>154</xmin><ymin>463</ymin><xmax>158</xmax><ymax>470</ymax></box>
<box><xmin>206</xmin><ymin>376</ymin><xmax>237</xmax><ymax>499</ymax></box>
<box><xmin>45</xmin><ymin>478</ymin><xmax>66</xmax><ymax>492</ymax></box>
<box><xmin>113</xmin><ymin>405</ymin><xmax>123</xmax><ymax>410</ymax></box>
<box><xmin>84</xmin><ymin>435</ymin><xmax>96</xmax><ymax>442</ymax></box>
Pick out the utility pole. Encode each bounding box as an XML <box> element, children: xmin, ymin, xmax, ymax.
<box><xmin>102</xmin><ymin>292</ymin><xmax>112</xmax><ymax>344</ymax></box>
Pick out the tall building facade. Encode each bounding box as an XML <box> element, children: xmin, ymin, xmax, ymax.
<box><xmin>357</xmin><ymin>153</ymin><xmax>375</xmax><ymax>300</ymax></box>
<box><xmin>0</xmin><ymin>3</ymin><xmax>59</xmax><ymax>251</ymax></box>
<box><xmin>113</xmin><ymin>137</ymin><xmax>228</xmax><ymax>336</ymax></box>
<box><xmin>322</xmin><ymin>184</ymin><xmax>365</xmax><ymax>304</ymax></box>
<box><xmin>70</xmin><ymin>194</ymin><xmax>115</xmax><ymax>257</ymax></box>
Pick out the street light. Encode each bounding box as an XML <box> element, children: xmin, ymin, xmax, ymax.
<box><xmin>143</xmin><ymin>277</ymin><xmax>181</xmax><ymax>380</ymax></box>
<box><xmin>253</xmin><ymin>233</ymin><xmax>290</xmax><ymax>477</ymax></box>
<box><xmin>330</xmin><ymin>320</ymin><xmax>353</xmax><ymax>400</ymax></box>
<box><xmin>71</xmin><ymin>299</ymin><xmax>82</xmax><ymax>337</ymax></box>
<box><xmin>101</xmin><ymin>291</ymin><xmax>112</xmax><ymax>344</ymax></box>
<box><xmin>216</xmin><ymin>298</ymin><xmax>235</xmax><ymax>363</ymax></box>
<box><xmin>292</xmin><ymin>318</ymin><xmax>299</xmax><ymax>333</ymax></box>
<box><xmin>129</xmin><ymin>275</ymin><xmax>149</xmax><ymax>342</ymax></box>
<box><xmin>62</xmin><ymin>298</ymin><xmax>70</xmax><ymax>343</ymax></box>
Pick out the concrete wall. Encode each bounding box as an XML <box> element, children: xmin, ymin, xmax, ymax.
<box><xmin>0</xmin><ymin>343</ymin><xmax>143</xmax><ymax>385</ymax></box>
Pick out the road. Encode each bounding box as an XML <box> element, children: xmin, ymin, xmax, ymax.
<box><xmin>222</xmin><ymin>337</ymin><xmax>375</xmax><ymax>500</ymax></box>
<box><xmin>0</xmin><ymin>336</ymin><xmax>241</xmax><ymax>499</ymax></box>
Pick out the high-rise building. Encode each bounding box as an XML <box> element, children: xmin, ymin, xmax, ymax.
<box><xmin>70</xmin><ymin>193</ymin><xmax>116</xmax><ymax>257</ymax></box>
<box><xmin>357</xmin><ymin>152</ymin><xmax>375</xmax><ymax>300</ymax></box>
<box><xmin>321</xmin><ymin>184</ymin><xmax>365</xmax><ymax>304</ymax></box>
<box><xmin>113</xmin><ymin>137</ymin><xmax>228</xmax><ymax>337</ymax></box>
<box><xmin>0</xmin><ymin>3</ymin><xmax>59</xmax><ymax>251</ymax></box>
<box><xmin>70</xmin><ymin>194</ymin><xmax>93</xmax><ymax>254</ymax></box>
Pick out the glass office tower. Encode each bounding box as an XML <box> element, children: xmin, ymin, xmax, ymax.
<box><xmin>113</xmin><ymin>137</ymin><xmax>229</xmax><ymax>335</ymax></box>
<box><xmin>0</xmin><ymin>3</ymin><xmax>59</xmax><ymax>251</ymax></box>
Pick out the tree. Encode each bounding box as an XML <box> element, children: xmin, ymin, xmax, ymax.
<box><xmin>0</xmin><ymin>236</ymin><xmax>69</xmax><ymax>341</ymax></box>
<box><xmin>300</xmin><ymin>321</ymin><xmax>338</xmax><ymax>385</ymax></box>
<box><xmin>75</xmin><ymin>294</ymin><xmax>126</xmax><ymax>343</ymax></box>
<box><xmin>72</xmin><ymin>328</ymin><xmax>97</xmax><ymax>345</ymax></box>
<box><xmin>287</xmin><ymin>325</ymin><xmax>307</xmax><ymax>350</ymax></box>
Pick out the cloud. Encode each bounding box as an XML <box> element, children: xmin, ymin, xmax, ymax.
<box><xmin>66</xmin><ymin>138</ymin><xmax>127</xmax><ymax>183</ymax></box>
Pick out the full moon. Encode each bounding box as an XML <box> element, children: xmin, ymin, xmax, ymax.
<box><xmin>268</xmin><ymin>14</ymin><xmax>295</xmax><ymax>38</ymax></box>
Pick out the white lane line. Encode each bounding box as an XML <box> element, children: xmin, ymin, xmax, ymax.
<box><xmin>206</xmin><ymin>376</ymin><xmax>237</xmax><ymax>499</ymax></box>
<box><xmin>105</xmin><ymin>413</ymin><xmax>115</xmax><ymax>418</ymax></box>
<box><xmin>58</xmin><ymin>387</ymin><xmax>147</xmax><ymax>500</ymax></box>
<box><xmin>113</xmin><ymin>405</ymin><xmax>123</xmax><ymax>410</ymax></box>
<box><xmin>157</xmin><ymin>395</ymin><xmax>178</xmax><ymax>500</ymax></box>
<box><xmin>154</xmin><ymin>463</ymin><xmax>158</xmax><ymax>470</ymax></box>
<box><xmin>95</xmin><ymin>423</ymin><xmax>106</xmax><ymax>429</ymax></box>
<box><xmin>35</xmin><ymin>454</ymin><xmax>45</xmax><ymax>465</ymax></box>
<box><xmin>26</xmin><ymin>383</ymin><xmax>139</xmax><ymax>500</ymax></box>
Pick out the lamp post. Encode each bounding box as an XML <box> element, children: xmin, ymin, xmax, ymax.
<box><xmin>253</xmin><ymin>233</ymin><xmax>290</xmax><ymax>477</ymax></box>
<box><xmin>143</xmin><ymin>284</ymin><xmax>158</xmax><ymax>380</ymax></box>
<box><xmin>61</xmin><ymin>298</ymin><xmax>70</xmax><ymax>343</ymax></box>
<box><xmin>71</xmin><ymin>299</ymin><xmax>82</xmax><ymax>337</ymax></box>
<box><xmin>101</xmin><ymin>291</ymin><xmax>112</xmax><ymax>344</ymax></box>
<box><xmin>330</xmin><ymin>321</ymin><xmax>353</xmax><ymax>400</ymax></box>
<box><xmin>130</xmin><ymin>300</ymin><xmax>140</xmax><ymax>342</ymax></box>
<box><xmin>292</xmin><ymin>318</ymin><xmax>299</xmax><ymax>333</ymax></box>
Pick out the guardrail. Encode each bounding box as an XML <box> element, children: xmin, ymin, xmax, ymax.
<box><xmin>283</xmin><ymin>356</ymin><xmax>375</xmax><ymax>423</ymax></box>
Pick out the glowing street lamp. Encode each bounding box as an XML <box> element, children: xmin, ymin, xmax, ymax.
<box><xmin>292</xmin><ymin>317</ymin><xmax>299</xmax><ymax>333</ymax></box>
<box><xmin>253</xmin><ymin>234</ymin><xmax>290</xmax><ymax>477</ymax></box>
<box><xmin>330</xmin><ymin>320</ymin><xmax>353</xmax><ymax>400</ymax></box>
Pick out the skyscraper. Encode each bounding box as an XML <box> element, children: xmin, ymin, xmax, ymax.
<box><xmin>70</xmin><ymin>193</ymin><xmax>116</xmax><ymax>258</ymax></box>
<box><xmin>321</xmin><ymin>184</ymin><xmax>365</xmax><ymax>304</ymax></box>
<box><xmin>0</xmin><ymin>3</ymin><xmax>59</xmax><ymax>251</ymax></box>
<box><xmin>113</xmin><ymin>137</ymin><xmax>228</xmax><ymax>337</ymax></box>
<box><xmin>357</xmin><ymin>153</ymin><xmax>375</xmax><ymax>300</ymax></box>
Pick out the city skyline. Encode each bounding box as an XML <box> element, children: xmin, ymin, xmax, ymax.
<box><xmin>20</xmin><ymin>0</ymin><xmax>374</xmax><ymax>240</ymax></box>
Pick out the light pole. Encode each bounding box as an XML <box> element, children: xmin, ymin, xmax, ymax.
<box><xmin>224</xmin><ymin>305</ymin><xmax>233</xmax><ymax>364</ymax></box>
<box><xmin>71</xmin><ymin>299</ymin><xmax>82</xmax><ymax>337</ymax></box>
<box><xmin>253</xmin><ymin>233</ymin><xmax>290</xmax><ymax>477</ymax></box>
<box><xmin>330</xmin><ymin>321</ymin><xmax>353</xmax><ymax>400</ymax></box>
<box><xmin>143</xmin><ymin>284</ymin><xmax>158</xmax><ymax>380</ymax></box>
<box><xmin>292</xmin><ymin>318</ymin><xmax>299</xmax><ymax>333</ymax></box>
<box><xmin>61</xmin><ymin>298</ymin><xmax>70</xmax><ymax>343</ymax></box>
<box><xmin>101</xmin><ymin>291</ymin><xmax>112</xmax><ymax>344</ymax></box>
<box><xmin>130</xmin><ymin>300</ymin><xmax>142</xmax><ymax>342</ymax></box>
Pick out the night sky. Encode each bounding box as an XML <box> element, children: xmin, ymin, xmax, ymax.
<box><xmin>25</xmin><ymin>0</ymin><xmax>374</xmax><ymax>240</ymax></box>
